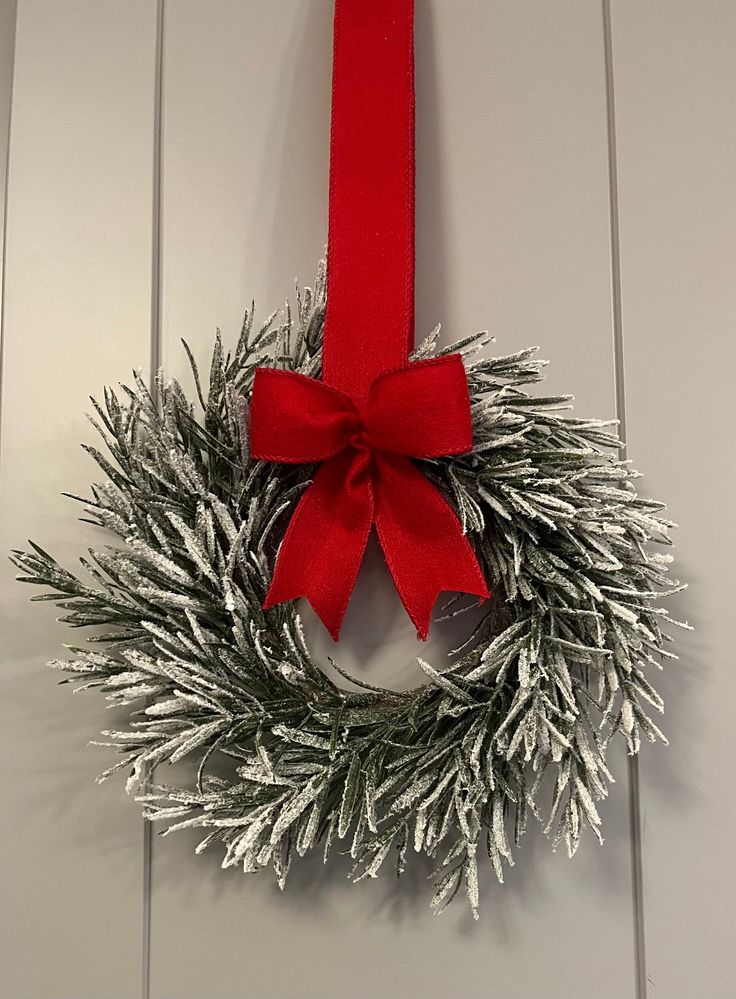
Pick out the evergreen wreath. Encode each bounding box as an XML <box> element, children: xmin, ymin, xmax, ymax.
<box><xmin>12</xmin><ymin>262</ymin><xmax>686</xmax><ymax>917</ymax></box>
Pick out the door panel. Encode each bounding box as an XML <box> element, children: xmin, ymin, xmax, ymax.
<box><xmin>0</xmin><ymin>2</ymin><xmax>157</xmax><ymax>997</ymax></box>
<box><xmin>610</xmin><ymin>3</ymin><xmax>736</xmax><ymax>996</ymax></box>
<box><xmin>149</xmin><ymin>4</ymin><xmax>637</xmax><ymax>998</ymax></box>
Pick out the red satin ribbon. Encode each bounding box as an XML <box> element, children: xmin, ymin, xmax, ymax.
<box><xmin>250</xmin><ymin>0</ymin><xmax>489</xmax><ymax>639</ymax></box>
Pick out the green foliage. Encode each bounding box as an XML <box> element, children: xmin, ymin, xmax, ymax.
<box><xmin>11</xmin><ymin>261</ymin><xmax>686</xmax><ymax>917</ymax></box>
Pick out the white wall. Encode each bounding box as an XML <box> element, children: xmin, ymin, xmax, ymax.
<box><xmin>0</xmin><ymin>3</ymin><xmax>733</xmax><ymax>998</ymax></box>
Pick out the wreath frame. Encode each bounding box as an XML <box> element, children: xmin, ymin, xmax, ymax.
<box><xmin>12</xmin><ymin>262</ymin><xmax>685</xmax><ymax>917</ymax></box>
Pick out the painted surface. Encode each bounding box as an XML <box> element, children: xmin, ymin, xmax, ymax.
<box><xmin>0</xmin><ymin>3</ymin><xmax>732</xmax><ymax>997</ymax></box>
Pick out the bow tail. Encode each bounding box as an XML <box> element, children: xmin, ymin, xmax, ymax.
<box><xmin>263</xmin><ymin>449</ymin><xmax>374</xmax><ymax>640</ymax></box>
<box><xmin>374</xmin><ymin>454</ymin><xmax>490</xmax><ymax>640</ymax></box>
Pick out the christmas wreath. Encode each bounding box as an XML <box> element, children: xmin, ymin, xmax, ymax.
<box><xmin>13</xmin><ymin>0</ymin><xmax>686</xmax><ymax>918</ymax></box>
<box><xmin>12</xmin><ymin>262</ymin><xmax>684</xmax><ymax>916</ymax></box>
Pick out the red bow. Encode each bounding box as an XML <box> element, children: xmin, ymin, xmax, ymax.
<box><xmin>251</xmin><ymin>354</ymin><xmax>489</xmax><ymax>640</ymax></box>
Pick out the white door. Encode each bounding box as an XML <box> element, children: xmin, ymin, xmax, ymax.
<box><xmin>1</xmin><ymin>3</ymin><xmax>733</xmax><ymax>997</ymax></box>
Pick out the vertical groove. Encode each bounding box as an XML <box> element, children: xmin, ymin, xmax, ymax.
<box><xmin>150</xmin><ymin>0</ymin><xmax>164</xmax><ymax>398</ymax></box>
<box><xmin>602</xmin><ymin>3</ymin><xmax>647</xmax><ymax>999</ymax></box>
<box><xmin>142</xmin><ymin>3</ymin><xmax>165</xmax><ymax>999</ymax></box>
<box><xmin>0</xmin><ymin>0</ymin><xmax>18</xmax><ymax>477</ymax></box>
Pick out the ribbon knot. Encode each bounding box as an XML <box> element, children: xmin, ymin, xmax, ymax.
<box><xmin>251</xmin><ymin>354</ymin><xmax>489</xmax><ymax>640</ymax></box>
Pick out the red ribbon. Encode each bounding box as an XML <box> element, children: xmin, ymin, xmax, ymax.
<box><xmin>250</xmin><ymin>0</ymin><xmax>488</xmax><ymax>639</ymax></box>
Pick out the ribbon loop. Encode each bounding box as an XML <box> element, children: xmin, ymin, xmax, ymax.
<box><xmin>322</xmin><ymin>0</ymin><xmax>416</xmax><ymax>399</ymax></box>
<box><xmin>248</xmin><ymin>0</ymin><xmax>489</xmax><ymax>639</ymax></box>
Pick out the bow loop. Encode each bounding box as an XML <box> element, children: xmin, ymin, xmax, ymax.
<box><xmin>251</xmin><ymin>369</ymin><xmax>358</xmax><ymax>464</ymax></box>
<box><xmin>362</xmin><ymin>355</ymin><xmax>473</xmax><ymax>457</ymax></box>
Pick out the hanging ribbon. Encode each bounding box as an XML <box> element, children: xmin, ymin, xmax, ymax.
<box><xmin>250</xmin><ymin>0</ymin><xmax>488</xmax><ymax>639</ymax></box>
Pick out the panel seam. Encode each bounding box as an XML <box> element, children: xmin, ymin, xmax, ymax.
<box><xmin>150</xmin><ymin>0</ymin><xmax>164</xmax><ymax>401</ymax></box>
<box><xmin>602</xmin><ymin>4</ymin><xmax>647</xmax><ymax>999</ymax></box>
<box><xmin>142</xmin><ymin>3</ymin><xmax>165</xmax><ymax>999</ymax></box>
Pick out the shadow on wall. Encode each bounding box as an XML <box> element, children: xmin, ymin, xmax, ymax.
<box><xmin>245</xmin><ymin>0</ymin><xmax>331</xmax><ymax>312</ymax></box>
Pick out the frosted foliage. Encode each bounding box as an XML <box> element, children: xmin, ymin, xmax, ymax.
<box><xmin>12</xmin><ymin>262</ymin><xmax>687</xmax><ymax>916</ymax></box>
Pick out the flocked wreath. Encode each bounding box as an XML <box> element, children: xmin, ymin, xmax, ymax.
<box><xmin>12</xmin><ymin>263</ymin><xmax>685</xmax><ymax>917</ymax></box>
